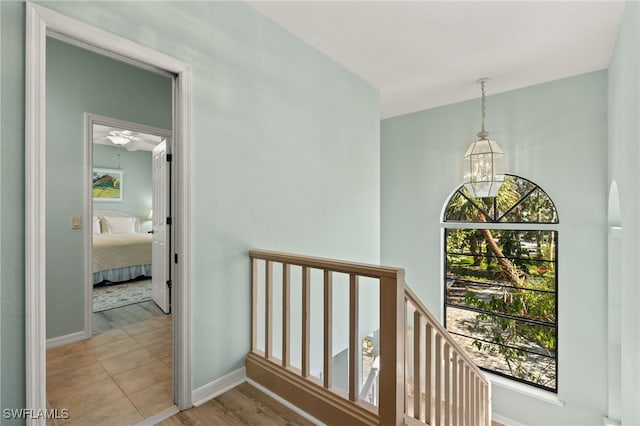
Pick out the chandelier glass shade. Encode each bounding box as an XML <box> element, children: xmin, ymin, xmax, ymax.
<box><xmin>463</xmin><ymin>137</ymin><xmax>505</xmax><ymax>198</ymax></box>
<box><xmin>462</xmin><ymin>79</ymin><xmax>505</xmax><ymax>198</ymax></box>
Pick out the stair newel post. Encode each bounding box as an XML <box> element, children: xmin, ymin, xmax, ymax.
<box><xmin>379</xmin><ymin>270</ymin><xmax>405</xmax><ymax>426</ymax></box>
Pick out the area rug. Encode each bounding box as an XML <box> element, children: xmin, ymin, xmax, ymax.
<box><xmin>93</xmin><ymin>279</ymin><xmax>152</xmax><ymax>312</ymax></box>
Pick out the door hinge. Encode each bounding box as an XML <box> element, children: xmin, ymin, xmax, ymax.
<box><xmin>166</xmin><ymin>217</ymin><xmax>172</xmax><ymax>225</ymax></box>
<box><xmin>166</xmin><ymin>280</ymin><xmax>172</xmax><ymax>289</ymax></box>
<box><xmin>166</xmin><ymin>154</ymin><xmax>173</xmax><ymax>162</ymax></box>
<box><xmin>174</xmin><ymin>253</ymin><xmax>179</xmax><ymax>264</ymax></box>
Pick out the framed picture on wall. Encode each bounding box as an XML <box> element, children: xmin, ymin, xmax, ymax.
<box><xmin>93</xmin><ymin>168</ymin><xmax>124</xmax><ymax>201</ymax></box>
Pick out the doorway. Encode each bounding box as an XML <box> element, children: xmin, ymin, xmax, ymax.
<box><xmin>87</xmin><ymin>115</ymin><xmax>173</xmax><ymax>336</ymax></box>
<box><xmin>44</xmin><ymin>44</ymin><xmax>175</xmax><ymax>422</ymax></box>
<box><xmin>26</xmin><ymin>3</ymin><xmax>193</xmax><ymax>423</ymax></box>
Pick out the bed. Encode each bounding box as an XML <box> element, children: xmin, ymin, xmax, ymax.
<box><xmin>93</xmin><ymin>210</ymin><xmax>152</xmax><ymax>284</ymax></box>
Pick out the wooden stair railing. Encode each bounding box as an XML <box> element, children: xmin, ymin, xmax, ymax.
<box><xmin>245</xmin><ymin>250</ymin><xmax>491</xmax><ymax>425</ymax></box>
<box><xmin>403</xmin><ymin>286</ymin><xmax>491</xmax><ymax>426</ymax></box>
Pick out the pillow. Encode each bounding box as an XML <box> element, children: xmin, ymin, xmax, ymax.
<box><xmin>102</xmin><ymin>216</ymin><xmax>136</xmax><ymax>234</ymax></box>
<box><xmin>93</xmin><ymin>217</ymin><xmax>101</xmax><ymax>234</ymax></box>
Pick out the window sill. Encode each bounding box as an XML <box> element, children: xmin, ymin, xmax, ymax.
<box><xmin>486</xmin><ymin>373</ymin><xmax>564</xmax><ymax>407</ymax></box>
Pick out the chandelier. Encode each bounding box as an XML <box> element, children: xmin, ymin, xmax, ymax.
<box><xmin>462</xmin><ymin>78</ymin><xmax>505</xmax><ymax>198</ymax></box>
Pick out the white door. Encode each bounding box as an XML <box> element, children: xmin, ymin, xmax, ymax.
<box><xmin>152</xmin><ymin>140</ymin><xmax>170</xmax><ymax>313</ymax></box>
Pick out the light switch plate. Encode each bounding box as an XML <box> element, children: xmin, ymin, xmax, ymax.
<box><xmin>71</xmin><ymin>215</ymin><xmax>82</xmax><ymax>229</ymax></box>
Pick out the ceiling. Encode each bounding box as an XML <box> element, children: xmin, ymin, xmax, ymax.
<box><xmin>248</xmin><ymin>1</ymin><xmax>625</xmax><ymax>118</ymax></box>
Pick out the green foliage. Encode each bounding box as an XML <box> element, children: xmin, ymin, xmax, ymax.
<box><xmin>444</xmin><ymin>175</ymin><xmax>558</xmax><ymax>224</ymax></box>
<box><xmin>447</xmin><ymin>228</ymin><xmax>557</xmax><ymax>388</ymax></box>
<box><xmin>444</xmin><ymin>175</ymin><xmax>558</xmax><ymax>389</ymax></box>
<box><xmin>464</xmin><ymin>286</ymin><xmax>556</xmax><ymax>387</ymax></box>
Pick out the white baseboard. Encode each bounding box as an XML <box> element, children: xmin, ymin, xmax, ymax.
<box><xmin>192</xmin><ymin>367</ymin><xmax>246</xmax><ymax>407</ymax></box>
<box><xmin>493</xmin><ymin>412</ymin><xmax>529</xmax><ymax>426</ymax></box>
<box><xmin>245</xmin><ymin>378</ymin><xmax>325</xmax><ymax>426</ymax></box>
<box><xmin>46</xmin><ymin>331</ymin><xmax>85</xmax><ymax>349</ymax></box>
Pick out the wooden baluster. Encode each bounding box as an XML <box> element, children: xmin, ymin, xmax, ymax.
<box><xmin>265</xmin><ymin>260</ymin><xmax>273</xmax><ymax>360</ymax></box>
<box><xmin>323</xmin><ymin>270</ymin><xmax>332</xmax><ymax>389</ymax></box>
<box><xmin>425</xmin><ymin>323</ymin><xmax>433</xmax><ymax>424</ymax></box>
<box><xmin>484</xmin><ymin>382</ymin><xmax>491</xmax><ymax>426</ymax></box>
<box><xmin>413</xmin><ymin>310</ymin><xmax>421</xmax><ymax>420</ymax></box>
<box><xmin>435</xmin><ymin>333</ymin><xmax>442</xmax><ymax>426</ymax></box>
<box><xmin>480</xmin><ymin>382</ymin><xmax>486</xmax><ymax>426</ymax></box>
<box><xmin>458</xmin><ymin>360</ymin><xmax>464</xmax><ymax>426</ymax></box>
<box><xmin>452</xmin><ymin>352</ymin><xmax>458</xmax><ymax>426</ymax></box>
<box><xmin>301</xmin><ymin>266</ymin><xmax>310</xmax><ymax>377</ymax></box>
<box><xmin>475</xmin><ymin>375</ymin><xmax>480</xmax><ymax>425</ymax></box>
<box><xmin>465</xmin><ymin>365</ymin><xmax>470</xmax><ymax>426</ymax></box>
<box><xmin>444</xmin><ymin>343</ymin><xmax>451</xmax><ymax>426</ymax></box>
<box><xmin>471</xmin><ymin>374</ymin><xmax>476</xmax><ymax>425</ymax></box>
<box><xmin>251</xmin><ymin>258</ymin><xmax>258</xmax><ymax>352</ymax></box>
<box><xmin>484</xmin><ymin>383</ymin><xmax>490</xmax><ymax>426</ymax></box>
<box><xmin>405</xmin><ymin>305</ymin><xmax>411</xmax><ymax>413</ymax></box>
<box><xmin>348</xmin><ymin>274</ymin><xmax>359</xmax><ymax>402</ymax></box>
<box><xmin>282</xmin><ymin>263</ymin><xmax>290</xmax><ymax>368</ymax></box>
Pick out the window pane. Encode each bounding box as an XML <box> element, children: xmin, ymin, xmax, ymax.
<box><xmin>444</xmin><ymin>190</ymin><xmax>486</xmax><ymax>222</ymax></box>
<box><xmin>445</xmin><ymin>312</ymin><xmax>557</xmax><ymax>391</ymax></box>
<box><xmin>510</xmin><ymin>175</ymin><xmax>537</xmax><ymax>198</ymax></box>
<box><xmin>444</xmin><ymin>226</ymin><xmax>558</xmax><ymax>391</ymax></box>
<box><xmin>446</xmin><ymin>276</ymin><xmax>556</xmax><ymax>323</ymax></box>
<box><xmin>444</xmin><ymin>174</ymin><xmax>558</xmax><ymax>224</ymax></box>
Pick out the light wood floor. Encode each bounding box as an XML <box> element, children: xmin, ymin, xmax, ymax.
<box><xmin>46</xmin><ymin>301</ymin><xmax>172</xmax><ymax>425</ymax></box>
<box><xmin>160</xmin><ymin>382</ymin><xmax>505</xmax><ymax>426</ymax></box>
<box><xmin>159</xmin><ymin>382</ymin><xmax>314</xmax><ymax>426</ymax></box>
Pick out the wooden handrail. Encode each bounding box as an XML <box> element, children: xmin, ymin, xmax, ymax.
<box><xmin>404</xmin><ymin>283</ymin><xmax>491</xmax><ymax>425</ymax></box>
<box><xmin>246</xmin><ymin>250</ymin><xmax>491</xmax><ymax>426</ymax></box>
<box><xmin>250</xmin><ymin>249</ymin><xmax>403</xmax><ymax>279</ymax></box>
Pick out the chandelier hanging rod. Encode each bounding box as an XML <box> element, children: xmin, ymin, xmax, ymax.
<box><xmin>476</xmin><ymin>77</ymin><xmax>489</xmax><ymax>139</ymax></box>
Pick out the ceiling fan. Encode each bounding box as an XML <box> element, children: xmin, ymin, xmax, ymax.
<box><xmin>93</xmin><ymin>126</ymin><xmax>162</xmax><ymax>152</ymax></box>
<box><xmin>106</xmin><ymin>130</ymin><xmax>138</xmax><ymax>146</ymax></box>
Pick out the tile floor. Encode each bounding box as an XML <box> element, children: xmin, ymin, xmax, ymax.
<box><xmin>46</xmin><ymin>305</ymin><xmax>172</xmax><ymax>425</ymax></box>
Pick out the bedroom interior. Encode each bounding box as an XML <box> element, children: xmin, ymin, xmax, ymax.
<box><xmin>90</xmin><ymin>120</ymin><xmax>172</xmax><ymax>319</ymax></box>
<box><xmin>44</xmin><ymin>36</ymin><xmax>177</xmax><ymax>423</ymax></box>
<box><xmin>91</xmin><ymin>124</ymin><xmax>163</xmax><ymax>314</ymax></box>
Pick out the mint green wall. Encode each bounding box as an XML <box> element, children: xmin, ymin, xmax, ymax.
<box><xmin>42</xmin><ymin>0</ymin><xmax>380</xmax><ymax>389</ymax></box>
<box><xmin>45</xmin><ymin>37</ymin><xmax>172</xmax><ymax>339</ymax></box>
<box><xmin>1</xmin><ymin>0</ymin><xmax>380</xmax><ymax>413</ymax></box>
<box><xmin>1</xmin><ymin>2</ymin><xmax>26</xmax><ymax>420</ymax></box>
<box><xmin>381</xmin><ymin>72</ymin><xmax>608</xmax><ymax>425</ymax></box>
<box><xmin>93</xmin><ymin>145</ymin><xmax>153</xmax><ymax>233</ymax></box>
<box><xmin>608</xmin><ymin>2</ymin><xmax>640</xmax><ymax>424</ymax></box>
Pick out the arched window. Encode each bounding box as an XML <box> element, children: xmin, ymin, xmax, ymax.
<box><xmin>443</xmin><ymin>174</ymin><xmax>558</xmax><ymax>392</ymax></box>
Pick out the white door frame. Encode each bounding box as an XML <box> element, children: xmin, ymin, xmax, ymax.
<box><xmin>25</xmin><ymin>3</ymin><xmax>193</xmax><ymax>423</ymax></box>
<box><xmin>84</xmin><ymin>114</ymin><xmax>173</xmax><ymax>337</ymax></box>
